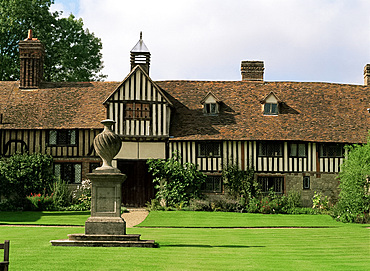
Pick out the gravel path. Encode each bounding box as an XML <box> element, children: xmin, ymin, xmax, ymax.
<box><xmin>121</xmin><ymin>208</ymin><xmax>149</xmax><ymax>228</ymax></box>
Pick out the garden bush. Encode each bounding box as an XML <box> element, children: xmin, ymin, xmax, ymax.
<box><xmin>335</xmin><ymin>139</ymin><xmax>370</xmax><ymax>223</ymax></box>
<box><xmin>147</xmin><ymin>153</ymin><xmax>206</xmax><ymax>208</ymax></box>
<box><xmin>65</xmin><ymin>179</ymin><xmax>92</xmax><ymax>211</ymax></box>
<box><xmin>0</xmin><ymin>153</ymin><xmax>56</xmax><ymax>209</ymax></box>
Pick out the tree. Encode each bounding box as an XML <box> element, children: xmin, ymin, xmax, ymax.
<box><xmin>336</xmin><ymin>137</ymin><xmax>370</xmax><ymax>223</ymax></box>
<box><xmin>0</xmin><ymin>0</ymin><xmax>106</xmax><ymax>82</ymax></box>
<box><xmin>147</xmin><ymin>153</ymin><xmax>206</xmax><ymax>207</ymax></box>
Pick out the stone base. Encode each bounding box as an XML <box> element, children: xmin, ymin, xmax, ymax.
<box><xmin>50</xmin><ymin>234</ymin><xmax>157</xmax><ymax>248</ymax></box>
<box><xmin>85</xmin><ymin>217</ymin><xmax>126</xmax><ymax>235</ymax></box>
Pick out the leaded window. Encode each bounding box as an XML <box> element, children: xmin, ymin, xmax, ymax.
<box><xmin>319</xmin><ymin>143</ymin><xmax>344</xmax><ymax>158</ymax></box>
<box><xmin>258</xmin><ymin>141</ymin><xmax>283</xmax><ymax>157</ymax></box>
<box><xmin>289</xmin><ymin>143</ymin><xmax>307</xmax><ymax>157</ymax></box>
<box><xmin>49</xmin><ymin>130</ymin><xmax>76</xmax><ymax>146</ymax></box>
<box><xmin>125</xmin><ymin>102</ymin><xmax>150</xmax><ymax>120</ymax></box>
<box><xmin>197</xmin><ymin>142</ymin><xmax>221</xmax><ymax>157</ymax></box>
<box><xmin>202</xmin><ymin>175</ymin><xmax>223</xmax><ymax>193</ymax></box>
<box><xmin>54</xmin><ymin>163</ymin><xmax>82</xmax><ymax>184</ymax></box>
<box><xmin>258</xmin><ymin>176</ymin><xmax>284</xmax><ymax>194</ymax></box>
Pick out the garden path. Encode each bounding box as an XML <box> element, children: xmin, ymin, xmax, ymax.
<box><xmin>121</xmin><ymin>208</ymin><xmax>149</xmax><ymax>228</ymax></box>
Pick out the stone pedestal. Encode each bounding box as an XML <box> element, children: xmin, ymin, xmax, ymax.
<box><xmin>85</xmin><ymin>170</ymin><xmax>127</xmax><ymax>235</ymax></box>
<box><xmin>50</xmin><ymin>119</ymin><xmax>156</xmax><ymax>248</ymax></box>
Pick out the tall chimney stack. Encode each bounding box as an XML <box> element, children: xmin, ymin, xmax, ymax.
<box><xmin>364</xmin><ymin>64</ymin><xmax>370</xmax><ymax>86</ymax></box>
<box><xmin>19</xmin><ymin>30</ymin><xmax>44</xmax><ymax>89</ymax></box>
<box><xmin>241</xmin><ymin>61</ymin><xmax>264</xmax><ymax>81</ymax></box>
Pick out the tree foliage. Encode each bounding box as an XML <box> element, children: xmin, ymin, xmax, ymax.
<box><xmin>0</xmin><ymin>152</ymin><xmax>56</xmax><ymax>208</ymax></box>
<box><xmin>0</xmin><ymin>0</ymin><xmax>106</xmax><ymax>82</ymax></box>
<box><xmin>336</xmin><ymin>138</ymin><xmax>370</xmax><ymax>223</ymax></box>
<box><xmin>147</xmin><ymin>153</ymin><xmax>206</xmax><ymax>207</ymax></box>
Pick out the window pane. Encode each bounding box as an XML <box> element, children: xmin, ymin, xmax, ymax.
<box><xmin>57</xmin><ymin>130</ymin><xmax>68</xmax><ymax>145</ymax></box>
<box><xmin>210</xmin><ymin>103</ymin><xmax>217</xmax><ymax>114</ymax></box>
<box><xmin>298</xmin><ymin>144</ymin><xmax>306</xmax><ymax>157</ymax></box>
<box><xmin>264</xmin><ymin>103</ymin><xmax>271</xmax><ymax>114</ymax></box>
<box><xmin>69</xmin><ymin>130</ymin><xmax>76</xmax><ymax>145</ymax></box>
<box><xmin>49</xmin><ymin>130</ymin><xmax>57</xmax><ymax>145</ymax></box>
<box><xmin>74</xmin><ymin>164</ymin><xmax>82</xmax><ymax>184</ymax></box>
<box><xmin>54</xmin><ymin>164</ymin><xmax>61</xmax><ymax>178</ymax></box>
<box><xmin>271</xmin><ymin>103</ymin><xmax>277</xmax><ymax>114</ymax></box>
<box><xmin>290</xmin><ymin>143</ymin><xmax>297</xmax><ymax>156</ymax></box>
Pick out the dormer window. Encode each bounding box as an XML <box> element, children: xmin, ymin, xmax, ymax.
<box><xmin>264</xmin><ymin>103</ymin><xmax>278</xmax><ymax>115</ymax></box>
<box><xmin>204</xmin><ymin>103</ymin><xmax>218</xmax><ymax>115</ymax></box>
<box><xmin>201</xmin><ymin>91</ymin><xmax>221</xmax><ymax>116</ymax></box>
<box><xmin>261</xmin><ymin>92</ymin><xmax>280</xmax><ymax>116</ymax></box>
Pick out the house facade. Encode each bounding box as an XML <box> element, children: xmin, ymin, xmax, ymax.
<box><xmin>0</xmin><ymin>32</ymin><xmax>369</xmax><ymax>206</ymax></box>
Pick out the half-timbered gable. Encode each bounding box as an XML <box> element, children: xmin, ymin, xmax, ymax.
<box><xmin>104</xmin><ymin>65</ymin><xmax>172</xmax><ymax>139</ymax></box>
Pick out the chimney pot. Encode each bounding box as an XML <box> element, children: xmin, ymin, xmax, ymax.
<box><xmin>241</xmin><ymin>61</ymin><xmax>264</xmax><ymax>81</ymax></box>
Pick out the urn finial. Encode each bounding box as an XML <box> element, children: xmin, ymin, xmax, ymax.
<box><xmin>93</xmin><ymin>119</ymin><xmax>122</xmax><ymax>171</ymax></box>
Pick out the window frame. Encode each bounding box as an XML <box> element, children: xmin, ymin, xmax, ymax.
<box><xmin>197</xmin><ymin>142</ymin><xmax>222</xmax><ymax>158</ymax></box>
<box><xmin>201</xmin><ymin>175</ymin><xmax>223</xmax><ymax>193</ymax></box>
<box><xmin>53</xmin><ymin>162</ymin><xmax>82</xmax><ymax>184</ymax></box>
<box><xmin>319</xmin><ymin>143</ymin><xmax>344</xmax><ymax>158</ymax></box>
<box><xmin>303</xmin><ymin>176</ymin><xmax>310</xmax><ymax>190</ymax></box>
<box><xmin>257</xmin><ymin>176</ymin><xmax>285</xmax><ymax>194</ymax></box>
<box><xmin>289</xmin><ymin>142</ymin><xmax>307</xmax><ymax>158</ymax></box>
<box><xmin>48</xmin><ymin>129</ymin><xmax>77</xmax><ymax>146</ymax></box>
<box><xmin>125</xmin><ymin>102</ymin><xmax>151</xmax><ymax>120</ymax></box>
<box><xmin>203</xmin><ymin>102</ymin><xmax>218</xmax><ymax>115</ymax></box>
<box><xmin>264</xmin><ymin>102</ymin><xmax>278</xmax><ymax>115</ymax></box>
<box><xmin>258</xmin><ymin>141</ymin><xmax>283</xmax><ymax>157</ymax></box>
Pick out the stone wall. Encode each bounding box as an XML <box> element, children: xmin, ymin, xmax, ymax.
<box><xmin>285</xmin><ymin>173</ymin><xmax>340</xmax><ymax>207</ymax></box>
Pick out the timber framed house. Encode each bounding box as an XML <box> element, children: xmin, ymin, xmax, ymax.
<box><xmin>0</xmin><ymin>31</ymin><xmax>369</xmax><ymax>206</ymax></box>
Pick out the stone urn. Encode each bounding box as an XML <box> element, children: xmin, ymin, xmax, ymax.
<box><xmin>94</xmin><ymin>119</ymin><xmax>121</xmax><ymax>170</ymax></box>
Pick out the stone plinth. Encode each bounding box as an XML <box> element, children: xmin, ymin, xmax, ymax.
<box><xmin>85</xmin><ymin>170</ymin><xmax>127</xmax><ymax>235</ymax></box>
<box><xmin>50</xmin><ymin>119</ymin><xmax>156</xmax><ymax>248</ymax></box>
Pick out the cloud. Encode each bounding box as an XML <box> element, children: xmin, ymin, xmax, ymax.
<box><xmin>66</xmin><ymin>0</ymin><xmax>370</xmax><ymax>84</ymax></box>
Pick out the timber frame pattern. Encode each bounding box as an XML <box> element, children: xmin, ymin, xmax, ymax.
<box><xmin>0</xmin><ymin>33</ymin><xmax>369</xmax><ymax>206</ymax></box>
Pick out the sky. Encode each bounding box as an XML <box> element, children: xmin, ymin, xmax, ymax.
<box><xmin>51</xmin><ymin>0</ymin><xmax>370</xmax><ymax>84</ymax></box>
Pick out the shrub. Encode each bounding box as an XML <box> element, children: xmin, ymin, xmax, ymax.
<box><xmin>335</xmin><ymin>139</ymin><xmax>370</xmax><ymax>223</ymax></box>
<box><xmin>0</xmin><ymin>153</ymin><xmax>56</xmax><ymax>209</ymax></box>
<box><xmin>281</xmin><ymin>191</ymin><xmax>302</xmax><ymax>214</ymax></box>
<box><xmin>147</xmin><ymin>152</ymin><xmax>206</xmax><ymax>208</ymax></box>
<box><xmin>50</xmin><ymin>179</ymin><xmax>71</xmax><ymax>210</ymax></box>
<box><xmin>65</xmin><ymin>180</ymin><xmax>91</xmax><ymax>211</ymax></box>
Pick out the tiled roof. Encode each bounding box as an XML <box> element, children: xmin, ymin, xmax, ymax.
<box><xmin>0</xmin><ymin>80</ymin><xmax>368</xmax><ymax>144</ymax></box>
<box><xmin>0</xmin><ymin>81</ymin><xmax>118</xmax><ymax>129</ymax></box>
<box><xmin>156</xmin><ymin>81</ymin><xmax>370</xmax><ymax>143</ymax></box>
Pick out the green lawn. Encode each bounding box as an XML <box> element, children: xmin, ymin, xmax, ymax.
<box><xmin>0</xmin><ymin>211</ymin><xmax>369</xmax><ymax>271</ymax></box>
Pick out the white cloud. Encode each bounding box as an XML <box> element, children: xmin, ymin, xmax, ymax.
<box><xmin>59</xmin><ymin>0</ymin><xmax>370</xmax><ymax>84</ymax></box>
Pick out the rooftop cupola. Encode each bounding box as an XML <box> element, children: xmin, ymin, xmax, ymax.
<box><xmin>19</xmin><ymin>30</ymin><xmax>45</xmax><ymax>89</ymax></box>
<box><xmin>130</xmin><ymin>32</ymin><xmax>151</xmax><ymax>74</ymax></box>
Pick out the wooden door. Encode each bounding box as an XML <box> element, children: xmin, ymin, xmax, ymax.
<box><xmin>118</xmin><ymin>160</ymin><xmax>155</xmax><ymax>207</ymax></box>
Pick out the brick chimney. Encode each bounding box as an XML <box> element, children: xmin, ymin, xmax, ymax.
<box><xmin>241</xmin><ymin>61</ymin><xmax>264</xmax><ymax>81</ymax></box>
<box><xmin>364</xmin><ymin>64</ymin><xmax>370</xmax><ymax>86</ymax></box>
<box><xmin>19</xmin><ymin>30</ymin><xmax>44</xmax><ymax>89</ymax></box>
